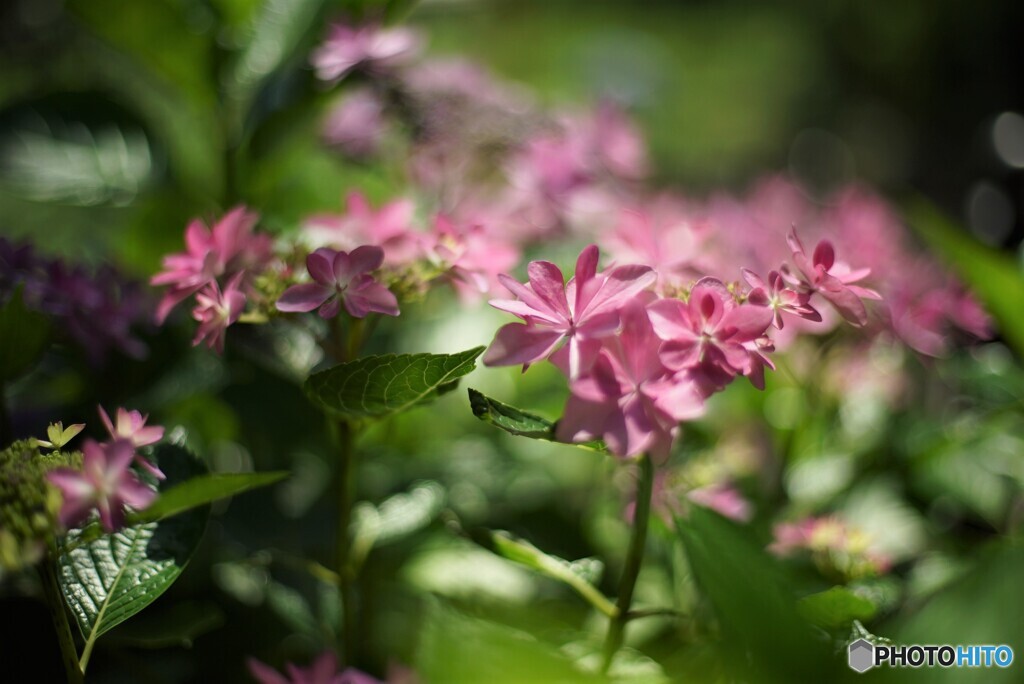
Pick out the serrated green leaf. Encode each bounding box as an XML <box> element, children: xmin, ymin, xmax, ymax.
<box><xmin>468</xmin><ymin>388</ymin><xmax>607</xmax><ymax>451</ymax></box>
<box><xmin>304</xmin><ymin>347</ymin><xmax>484</xmax><ymax>419</ymax></box>
<box><xmin>133</xmin><ymin>470</ymin><xmax>288</xmax><ymax>524</ymax></box>
<box><xmin>0</xmin><ymin>285</ymin><xmax>51</xmax><ymax>382</ymax></box>
<box><xmin>57</xmin><ymin>444</ymin><xmax>209</xmax><ymax>670</ymax></box>
<box><xmin>676</xmin><ymin>507</ymin><xmax>835</xmax><ymax>681</ymax></box>
<box><xmin>468</xmin><ymin>388</ymin><xmax>557</xmax><ymax>439</ymax></box>
<box><xmin>797</xmin><ymin>586</ymin><xmax>877</xmax><ymax>629</ymax></box>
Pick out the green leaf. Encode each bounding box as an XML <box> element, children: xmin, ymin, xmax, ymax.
<box><xmin>797</xmin><ymin>586</ymin><xmax>877</xmax><ymax>629</ymax></box>
<box><xmin>468</xmin><ymin>388</ymin><xmax>607</xmax><ymax>451</ymax></box>
<box><xmin>103</xmin><ymin>600</ymin><xmax>224</xmax><ymax>649</ymax></box>
<box><xmin>474</xmin><ymin>528</ymin><xmax>616</xmax><ymax>618</ymax></box>
<box><xmin>905</xmin><ymin>198</ymin><xmax>1024</xmax><ymax>356</ymax></box>
<box><xmin>676</xmin><ymin>507</ymin><xmax>835</xmax><ymax>681</ymax></box>
<box><xmin>57</xmin><ymin>444</ymin><xmax>209</xmax><ymax>670</ymax></box>
<box><xmin>304</xmin><ymin>347</ymin><xmax>484</xmax><ymax>419</ymax></box>
<box><xmin>468</xmin><ymin>388</ymin><xmax>557</xmax><ymax>439</ymax></box>
<box><xmin>0</xmin><ymin>285</ymin><xmax>51</xmax><ymax>382</ymax></box>
<box><xmin>132</xmin><ymin>470</ymin><xmax>288</xmax><ymax>524</ymax></box>
<box><xmin>223</xmin><ymin>0</ymin><xmax>326</xmax><ymax>134</ymax></box>
<box><xmin>416</xmin><ymin>601</ymin><xmax>602</xmax><ymax>683</ymax></box>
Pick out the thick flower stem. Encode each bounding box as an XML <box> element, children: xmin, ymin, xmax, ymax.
<box><xmin>39</xmin><ymin>557</ymin><xmax>84</xmax><ymax>684</ymax></box>
<box><xmin>601</xmin><ymin>452</ymin><xmax>654</xmax><ymax>674</ymax></box>
<box><xmin>334</xmin><ymin>418</ymin><xmax>357</xmax><ymax>666</ymax></box>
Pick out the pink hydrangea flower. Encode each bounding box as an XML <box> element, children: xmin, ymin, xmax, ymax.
<box><xmin>192</xmin><ymin>272</ymin><xmax>246</xmax><ymax>354</ymax></box>
<box><xmin>247</xmin><ymin>651</ymin><xmax>390</xmax><ymax>684</ymax></box>
<box><xmin>426</xmin><ymin>215</ymin><xmax>519</xmax><ymax>298</ymax></box>
<box><xmin>323</xmin><ymin>88</ymin><xmax>389</xmax><ymax>159</ymax></box>
<box><xmin>483</xmin><ymin>244</ymin><xmax>655</xmax><ymax>377</ymax></box>
<box><xmin>647</xmin><ymin>278</ymin><xmax>773</xmax><ymax>383</ymax></box>
<box><xmin>606</xmin><ymin>201</ymin><xmax>704</xmax><ymax>293</ymax></box>
<box><xmin>304</xmin><ymin>193</ymin><xmax>422</xmax><ymax>266</ymax></box>
<box><xmin>782</xmin><ymin>229</ymin><xmax>881</xmax><ymax>327</ymax></box>
<box><xmin>769</xmin><ymin>515</ymin><xmax>891</xmax><ymax>579</ymax></box>
<box><xmin>98</xmin><ymin>405</ymin><xmax>165</xmax><ymax>479</ymax></box>
<box><xmin>742</xmin><ymin>269</ymin><xmax>820</xmax><ymax>330</ymax></box>
<box><xmin>556</xmin><ymin>301</ymin><xmax>705</xmax><ymax>459</ymax></box>
<box><xmin>46</xmin><ymin>439</ymin><xmax>156</xmax><ymax>532</ymax></box>
<box><xmin>276</xmin><ymin>246</ymin><xmax>399</xmax><ymax>319</ymax></box>
<box><xmin>311</xmin><ymin>22</ymin><xmax>423</xmax><ymax>84</ymax></box>
<box><xmin>151</xmin><ymin>206</ymin><xmax>271</xmax><ymax>323</ymax></box>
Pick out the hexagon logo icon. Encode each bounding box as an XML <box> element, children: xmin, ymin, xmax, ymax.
<box><xmin>848</xmin><ymin>638</ymin><xmax>875</xmax><ymax>673</ymax></box>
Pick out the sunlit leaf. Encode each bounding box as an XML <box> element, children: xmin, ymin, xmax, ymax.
<box><xmin>798</xmin><ymin>586</ymin><xmax>877</xmax><ymax>629</ymax></box>
<box><xmin>304</xmin><ymin>347</ymin><xmax>484</xmax><ymax>419</ymax></box>
<box><xmin>468</xmin><ymin>388</ymin><xmax>607</xmax><ymax>451</ymax></box>
<box><xmin>133</xmin><ymin>470</ymin><xmax>288</xmax><ymax>524</ymax></box>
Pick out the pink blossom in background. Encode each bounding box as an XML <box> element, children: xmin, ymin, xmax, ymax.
<box><xmin>323</xmin><ymin>88</ymin><xmax>389</xmax><ymax>159</ymax></box>
<box><xmin>556</xmin><ymin>302</ymin><xmax>705</xmax><ymax>460</ymax></box>
<box><xmin>588</xmin><ymin>100</ymin><xmax>649</xmax><ymax>180</ymax></box>
<box><xmin>46</xmin><ymin>439</ymin><xmax>156</xmax><ymax>532</ymax></box>
<box><xmin>425</xmin><ymin>215</ymin><xmax>519</xmax><ymax>299</ymax></box>
<box><xmin>192</xmin><ymin>272</ymin><xmax>247</xmax><ymax>354</ymax></box>
<box><xmin>311</xmin><ymin>22</ymin><xmax>423</xmax><ymax>84</ymax></box>
<box><xmin>687</xmin><ymin>484</ymin><xmax>752</xmax><ymax>522</ymax></box>
<box><xmin>98</xmin><ymin>405</ymin><xmax>165</xmax><ymax>479</ymax></box>
<box><xmin>647</xmin><ymin>277</ymin><xmax>773</xmax><ymax>383</ymax></box>
<box><xmin>770</xmin><ymin>515</ymin><xmax>891</xmax><ymax>579</ymax></box>
<box><xmin>605</xmin><ymin>200</ymin><xmax>705</xmax><ymax>293</ymax></box>
<box><xmin>304</xmin><ymin>193</ymin><xmax>422</xmax><ymax>266</ymax></box>
<box><xmin>247</xmin><ymin>651</ymin><xmax>414</xmax><ymax>684</ymax></box>
<box><xmin>151</xmin><ymin>206</ymin><xmax>270</xmax><ymax>323</ymax></box>
<box><xmin>483</xmin><ymin>244</ymin><xmax>655</xmax><ymax>377</ymax></box>
<box><xmin>276</xmin><ymin>246</ymin><xmax>399</xmax><ymax>319</ymax></box>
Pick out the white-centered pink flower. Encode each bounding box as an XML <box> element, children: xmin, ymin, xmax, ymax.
<box><xmin>46</xmin><ymin>439</ymin><xmax>156</xmax><ymax>532</ymax></box>
<box><xmin>483</xmin><ymin>244</ymin><xmax>655</xmax><ymax>377</ymax></box>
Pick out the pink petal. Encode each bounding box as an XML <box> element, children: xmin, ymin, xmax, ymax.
<box><xmin>482</xmin><ymin>323</ymin><xmax>563</xmax><ymax>368</ymax></box>
<box><xmin>496</xmin><ymin>274</ymin><xmax>561</xmax><ymax>320</ymax></box>
<box><xmin>344</xmin><ymin>279</ymin><xmax>399</xmax><ymax>318</ymax></box>
<box><xmin>319</xmin><ymin>296</ymin><xmax>342</xmax><ymax>319</ymax></box>
<box><xmin>580</xmin><ymin>264</ymin><xmax>655</xmax><ymax>318</ymax></box>
<box><xmin>488</xmin><ymin>298</ymin><xmax>561</xmax><ymax>325</ymax></box>
<box><xmin>812</xmin><ymin>240</ymin><xmax>835</xmax><ymax>270</ymax></box>
<box><xmin>347</xmin><ymin>245</ymin><xmax>385</xmax><ymax>275</ymax></box>
<box><xmin>277</xmin><ymin>283</ymin><xmax>333</xmax><ymax>312</ymax></box>
<box><xmin>574</xmin><ymin>244</ymin><xmax>600</xmax><ymax>286</ymax></box>
<box><xmin>98</xmin><ymin>405</ymin><xmax>115</xmax><ymax>437</ymax></box>
<box><xmin>118</xmin><ymin>474</ymin><xmax>157</xmax><ymax>510</ymax></box>
<box><xmin>307</xmin><ymin>249</ymin><xmax>337</xmax><ymax>285</ymax></box>
<box><xmin>647</xmin><ymin>299</ymin><xmax>693</xmax><ymax>340</ymax></box>
<box><xmin>819</xmin><ymin>288</ymin><xmax>868</xmax><ymax>326</ymax></box>
<box><xmin>720</xmin><ymin>304</ymin><xmax>773</xmax><ymax>340</ymax></box>
<box><xmin>527</xmin><ymin>261</ymin><xmax>570</xmax><ymax>319</ymax></box>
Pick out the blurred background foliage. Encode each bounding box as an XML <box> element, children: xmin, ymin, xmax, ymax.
<box><xmin>1</xmin><ymin>0</ymin><xmax>1024</xmax><ymax>682</ymax></box>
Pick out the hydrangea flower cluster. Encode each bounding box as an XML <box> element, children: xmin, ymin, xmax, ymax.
<box><xmin>483</xmin><ymin>237</ymin><xmax>878</xmax><ymax>460</ymax></box>
<box><xmin>45</xmin><ymin>406</ymin><xmax>164</xmax><ymax>532</ymax></box>
<box><xmin>770</xmin><ymin>515</ymin><xmax>891</xmax><ymax>581</ymax></box>
<box><xmin>0</xmin><ymin>238</ymin><xmax>151</xmax><ymax>363</ymax></box>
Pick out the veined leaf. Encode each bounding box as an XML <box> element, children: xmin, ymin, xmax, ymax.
<box><xmin>133</xmin><ymin>470</ymin><xmax>288</xmax><ymax>524</ymax></box>
<box><xmin>304</xmin><ymin>347</ymin><xmax>484</xmax><ymax>419</ymax></box>
<box><xmin>57</xmin><ymin>444</ymin><xmax>208</xmax><ymax>671</ymax></box>
<box><xmin>468</xmin><ymin>388</ymin><xmax>607</xmax><ymax>451</ymax></box>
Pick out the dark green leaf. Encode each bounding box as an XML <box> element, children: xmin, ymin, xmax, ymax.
<box><xmin>906</xmin><ymin>198</ymin><xmax>1024</xmax><ymax>356</ymax></box>
<box><xmin>676</xmin><ymin>507</ymin><xmax>835</xmax><ymax>681</ymax></box>
<box><xmin>304</xmin><ymin>347</ymin><xmax>484</xmax><ymax>419</ymax></box>
<box><xmin>103</xmin><ymin>600</ymin><xmax>224</xmax><ymax>649</ymax></box>
<box><xmin>797</xmin><ymin>586</ymin><xmax>877</xmax><ymax>629</ymax></box>
<box><xmin>57</xmin><ymin>444</ymin><xmax>209</xmax><ymax>665</ymax></box>
<box><xmin>468</xmin><ymin>388</ymin><xmax>607</xmax><ymax>451</ymax></box>
<box><xmin>0</xmin><ymin>285</ymin><xmax>51</xmax><ymax>382</ymax></box>
<box><xmin>133</xmin><ymin>470</ymin><xmax>288</xmax><ymax>524</ymax></box>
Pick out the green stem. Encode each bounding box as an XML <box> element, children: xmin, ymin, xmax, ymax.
<box><xmin>601</xmin><ymin>452</ymin><xmax>654</xmax><ymax>673</ymax></box>
<box><xmin>39</xmin><ymin>557</ymin><xmax>84</xmax><ymax>684</ymax></box>
<box><xmin>334</xmin><ymin>418</ymin><xmax>357</xmax><ymax>666</ymax></box>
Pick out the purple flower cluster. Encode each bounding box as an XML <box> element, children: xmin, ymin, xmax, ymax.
<box><xmin>0</xmin><ymin>238</ymin><xmax>151</xmax><ymax>363</ymax></box>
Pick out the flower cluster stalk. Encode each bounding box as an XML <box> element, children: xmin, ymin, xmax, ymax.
<box><xmin>602</xmin><ymin>452</ymin><xmax>654</xmax><ymax>673</ymax></box>
<box><xmin>39</xmin><ymin>556</ymin><xmax>84</xmax><ymax>683</ymax></box>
